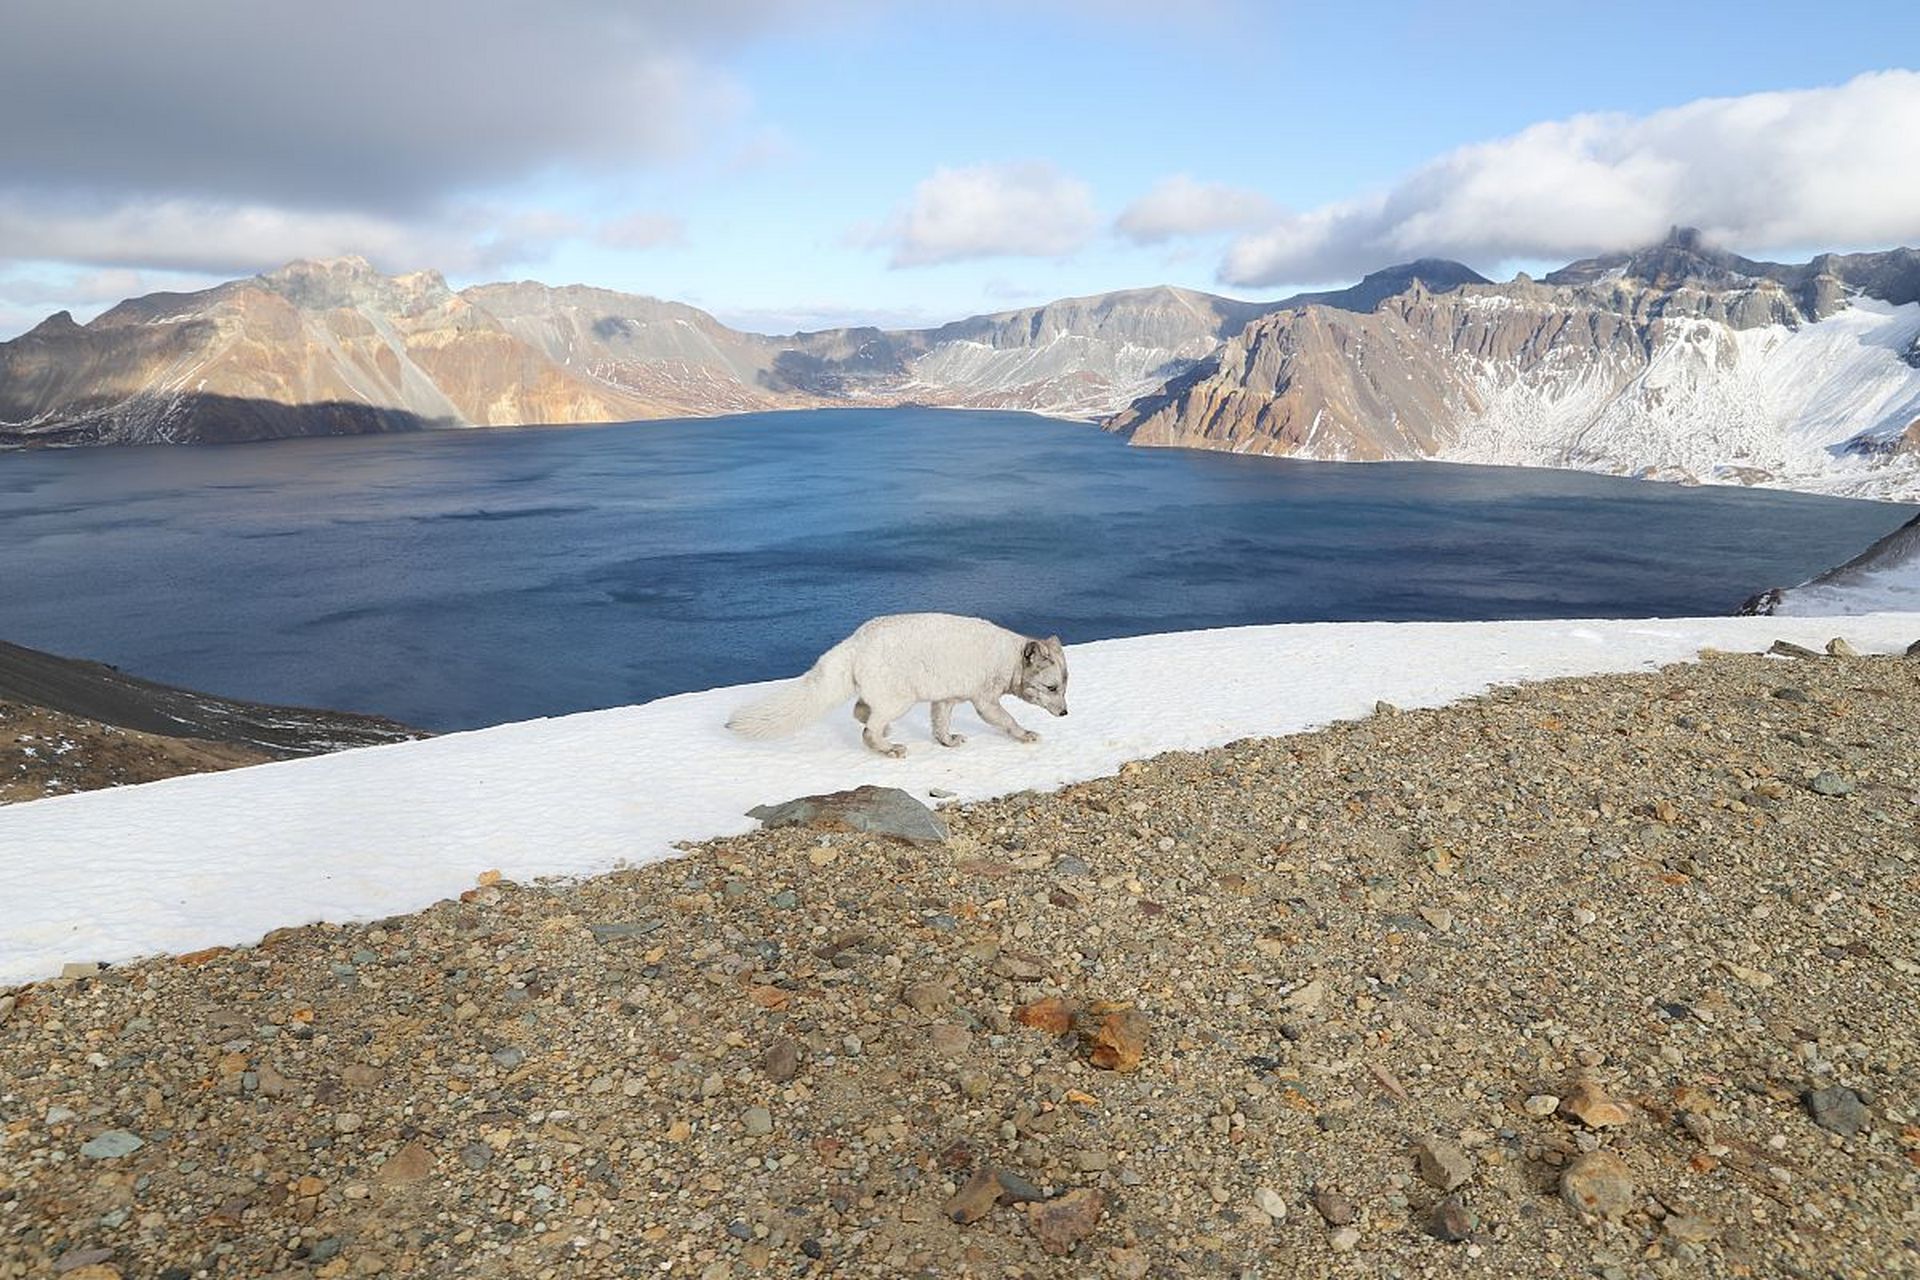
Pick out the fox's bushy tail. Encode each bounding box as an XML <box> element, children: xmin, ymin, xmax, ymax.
<box><xmin>725</xmin><ymin>639</ymin><xmax>857</xmax><ymax>739</ymax></box>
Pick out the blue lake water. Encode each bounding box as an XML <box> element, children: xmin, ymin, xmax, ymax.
<box><xmin>1</xmin><ymin>408</ymin><xmax>1912</xmax><ymax>731</ymax></box>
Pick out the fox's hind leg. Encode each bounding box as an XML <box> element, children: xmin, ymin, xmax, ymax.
<box><xmin>861</xmin><ymin>698</ymin><xmax>911</xmax><ymax>758</ymax></box>
<box><xmin>930</xmin><ymin>699</ymin><xmax>966</xmax><ymax>747</ymax></box>
<box><xmin>853</xmin><ymin>699</ymin><xmax>871</xmax><ymax>724</ymax></box>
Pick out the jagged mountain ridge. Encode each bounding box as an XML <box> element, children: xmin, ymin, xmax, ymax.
<box><xmin>0</xmin><ymin>262</ymin><xmax>1317</xmax><ymax>447</ymax></box>
<box><xmin>0</xmin><ymin>257</ymin><xmax>1493</xmax><ymax>449</ymax></box>
<box><xmin>1111</xmin><ymin>231</ymin><xmax>1920</xmax><ymax>500</ymax></box>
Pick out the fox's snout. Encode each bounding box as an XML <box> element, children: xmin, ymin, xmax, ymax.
<box><xmin>1054</xmin><ymin>706</ymin><xmax>1068</xmax><ymax>717</ymax></box>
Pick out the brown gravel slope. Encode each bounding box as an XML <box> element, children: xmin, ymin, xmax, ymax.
<box><xmin>0</xmin><ymin>700</ymin><xmax>272</xmax><ymax>805</ymax></box>
<box><xmin>2</xmin><ymin>651</ymin><xmax>1917</xmax><ymax>1279</ymax></box>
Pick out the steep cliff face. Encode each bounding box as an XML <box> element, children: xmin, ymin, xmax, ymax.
<box><xmin>1110</xmin><ymin>234</ymin><xmax>1920</xmax><ymax>499</ymax></box>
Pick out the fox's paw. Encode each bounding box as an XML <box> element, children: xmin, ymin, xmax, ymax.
<box><xmin>1011</xmin><ymin>729</ymin><xmax>1039</xmax><ymax>744</ymax></box>
<box><xmin>878</xmin><ymin>743</ymin><xmax>907</xmax><ymax>759</ymax></box>
<box><xmin>936</xmin><ymin>732</ymin><xmax>967</xmax><ymax>748</ymax></box>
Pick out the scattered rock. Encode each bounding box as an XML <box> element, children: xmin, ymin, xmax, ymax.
<box><xmin>1803</xmin><ymin>1085</ymin><xmax>1870</xmax><ymax>1136</ymax></box>
<box><xmin>741</xmin><ymin>1106</ymin><xmax>774</xmax><ymax>1137</ymax></box>
<box><xmin>746</xmin><ymin>785</ymin><xmax>949</xmax><ymax>846</ymax></box>
<box><xmin>51</xmin><ymin>1247</ymin><xmax>115</xmax><ymax>1273</ymax></box>
<box><xmin>1664</xmin><ymin>1212</ymin><xmax>1719</xmax><ymax>1243</ymax></box>
<box><xmin>1027</xmin><ymin>1188</ymin><xmax>1105</xmax><ymax>1256</ymax></box>
<box><xmin>1373</xmin><ymin>700</ymin><xmax>1399</xmax><ymax>716</ymax></box>
<box><xmin>1282</xmin><ymin>978</ymin><xmax>1326</xmax><ymax>1013</ymax></box>
<box><xmin>588</xmin><ymin>920</ymin><xmax>663</xmax><ymax>942</ymax></box>
<box><xmin>945</xmin><ymin>1168</ymin><xmax>1003</xmax><ymax>1224</ymax></box>
<box><xmin>1523</xmin><ymin>1093</ymin><xmax>1560</xmax><ymax>1118</ymax></box>
<box><xmin>900</xmin><ymin>981</ymin><xmax>948</xmax><ymax>1014</ymax></box>
<box><xmin>1083</xmin><ymin>1006</ymin><xmax>1148</xmax><ymax>1072</ymax></box>
<box><xmin>993</xmin><ymin>1170</ymin><xmax>1048</xmax><ymax>1204</ymax></box>
<box><xmin>1557</xmin><ymin>1080</ymin><xmax>1631</xmax><ymax>1128</ymax></box>
<box><xmin>761</xmin><ymin>1037</ymin><xmax>799</xmax><ymax>1082</ymax></box>
<box><xmin>376</xmin><ymin>1141</ymin><xmax>435</xmax><ymax>1186</ymax></box>
<box><xmin>1312</xmin><ymin>1188</ymin><xmax>1356</xmax><ymax>1226</ymax></box>
<box><xmin>1809</xmin><ymin>772</ymin><xmax>1855</xmax><ymax>797</ymax></box>
<box><xmin>1559</xmin><ymin>1150</ymin><xmax>1635</xmax><ymax>1218</ymax></box>
<box><xmin>1014</xmin><ymin>996</ymin><xmax>1080</xmax><ymax>1036</ymax></box>
<box><xmin>1428</xmin><ymin>1194</ymin><xmax>1476</xmax><ymax>1242</ymax></box>
<box><xmin>78</xmin><ymin>1130</ymin><xmax>142</xmax><ymax>1159</ymax></box>
<box><xmin>1414</xmin><ymin>1136</ymin><xmax>1472</xmax><ymax>1190</ymax></box>
<box><xmin>60</xmin><ymin>961</ymin><xmax>100</xmax><ymax>981</ymax></box>
<box><xmin>1906</xmin><ymin>638</ymin><xmax>1920</xmax><ymax>658</ymax></box>
<box><xmin>1329</xmin><ymin>1226</ymin><xmax>1361</xmax><ymax>1253</ymax></box>
<box><xmin>1252</xmin><ymin>1187</ymin><xmax>1288</xmax><ymax>1222</ymax></box>
<box><xmin>1825</xmin><ymin>637</ymin><xmax>1859</xmax><ymax>658</ymax></box>
<box><xmin>927</xmin><ymin>1023</ymin><xmax>972</xmax><ymax>1059</ymax></box>
<box><xmin>1768</xmin><ymin>640</ymin><xmax>1822</xmax><ymax>659</ymax></box>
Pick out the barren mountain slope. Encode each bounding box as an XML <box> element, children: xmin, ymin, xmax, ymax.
<box><xmin>1111</xmin><ymin>234</ymin><xmax>1920</xmax><ymax>499</ymax></box>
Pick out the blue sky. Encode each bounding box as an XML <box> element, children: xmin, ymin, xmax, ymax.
<box><xmin>1</xmin><ymin>1</ymin><xmax>1916</xmax><ymax>337</ymax></box>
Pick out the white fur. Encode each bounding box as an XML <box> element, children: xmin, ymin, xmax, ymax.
<box><xmin>725</xmin><ymin>613</ymin><xmax>1068</xmax><ymax>757</ymax></box>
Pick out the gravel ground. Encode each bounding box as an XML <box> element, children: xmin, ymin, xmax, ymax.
<box><xmin>1</xmin><ymin>701</ymin><xmax>270</xmax><ymax>805</ymax></box>
<box><xmin>2</xmin><ymin>649</ymin><xmax>1917</xmax><ymax>1279</ymax></box>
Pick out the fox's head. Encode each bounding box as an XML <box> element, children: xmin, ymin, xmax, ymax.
<box><xmin>1016</xmin><ymin>635</ymin><xmax>1069</xmax><ymax>717</ymax></box>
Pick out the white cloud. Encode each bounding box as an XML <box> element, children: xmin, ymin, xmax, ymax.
<box><xmin>0</xmin><ymin>1</ymin><xmax>824</xmax><ymax>297</ymax></box>
<box><xmin>868</xmin><ymin>163</ymin><xmax>1099</xmax><ymax>267</ymax></box>
<box><xmin>1221</xmin><ymin>70</ymin><xmax>1920</xmax><ymax>287</ymax></box>
<box><xmin>0</xmin><ymin>197</ymin><xmax>581</xmax><ymax>279</ymax></box>
<box><xmin>1115</xmin><ymin>175</ymin><xmax>1278</xmax><ymax>244</ymax></box>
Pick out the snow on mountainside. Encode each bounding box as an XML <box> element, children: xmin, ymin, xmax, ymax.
<box><xmin>1742</xmin><ymin>511</ymin><xmax>1920</xmax><ymax>616</ymax></box>
<box><xmin>1441</xmin><ymin>298</ymin><xmax>1920</xmax><ymax>499</ymax></box>
<box><xmin>1110</xmin><ymin>232</ymin><xmax>1920</xmax><ymax>502</ymax></box>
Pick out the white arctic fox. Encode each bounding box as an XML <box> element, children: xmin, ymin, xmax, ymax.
<box><xmin>726</xmin><ymin>613</ymin><xmax>1069</xmax><ymax>757</ymax></box>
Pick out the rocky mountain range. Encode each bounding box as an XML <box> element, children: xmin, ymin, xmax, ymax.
<box><xmin>1111</xmin><ymin>229</ymin><xmax>1920</xmax><ymax>500</ymax></box>
<box><xmin>0</xmin><ymin>260</ymin><xmax>1296</xmax><ymax>447</ymax></box>
<box><xmin>4</xmin><ymin>232</ymin><xmax>1919</xmax><ymax>501</ymax></box>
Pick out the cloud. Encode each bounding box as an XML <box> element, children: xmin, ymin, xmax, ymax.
<box><xmin>0</xmin><ymin>0</ymin><xmax>823</xmax><ymax>291</ymax></box>
<box><xmin>867</xmin><ymin>162</ymin><xmax>1099</xmax><ymax>267</ymax></box>
<box><xmin>712</xmin><ymin>302</ymin><xmax>948</xmax><ymax>335</ymax></box>
<box><xmin>0</xmin><ymin>196</ymin><xmax>583</xmax><ymax>278</ymax></box>
<box><xmin>1115</xmin><ymin>175</ymin><xmax>1279</xmax><ymax>244</ymax></box>
<box><xmin>597</xmin><ymin>213</ymin><xmax>689</xmax><ymax>251</ymax></box>
<box><xmin>1221</xmin><ymin>70</ymin><xmax>1920</xmax><ymax>287</ymax></box>
<box><xmin>0</xmin><ymin>1</ymin><xmax>793</xmax><ymax>214</ymax></box>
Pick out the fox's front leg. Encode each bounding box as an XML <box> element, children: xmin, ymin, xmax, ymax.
<box><xmin>930</xmin><ymin>699</ymin><xmax>966</xmax><ymax>747</ymax></box>
<box><xmin>971</xmin><ymin>697</ymin><xmax>1037</xmax><ymax>743</ymax></box>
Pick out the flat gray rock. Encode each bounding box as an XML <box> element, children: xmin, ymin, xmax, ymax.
<box><xmin>79</xmin><ymin>1130</ymin><xmax>143</xmax><ymax>1159</ymax></box>
<box><xmin>747</xmin><ymin>785</ymin><xmax>948</xmax><ymax>846</ymax></box>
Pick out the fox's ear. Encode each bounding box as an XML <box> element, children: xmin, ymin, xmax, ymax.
<box><xmin>1023</xmin><ymin>639</ymin><xmax>1045</xmax><ymax>666</ymax></box>
<box><xmin>1045</xmin><ymin>634</ymin><xmax>1062</xmax><ymax>651</ymax></box>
